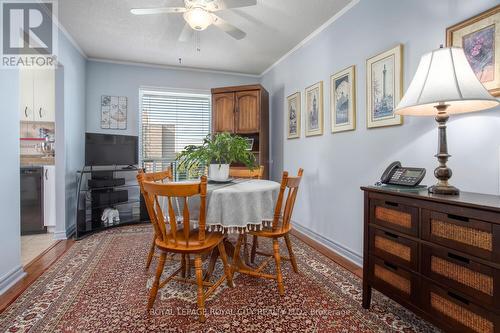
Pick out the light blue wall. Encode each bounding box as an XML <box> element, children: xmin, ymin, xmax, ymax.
<box><xmin>0</xmin><ymin>69</ymin><xmax>24</xmax><ymax>292</ymax></box>
<box><xmin>57</xmin><ymin>33</ymin><xmax>87</xmax><ymax>236</ymax></box>
<box><xmin>85</xmin><ymin>61</ymin><xmax>258</xmax><ymax>136</ymax></box>
<box><xmin>0</xmin><ymin>30</ymin><xmax>86</xmax><ymax>292</ymax></box>
<box><xmin>261</xmin><ymin>0</ymin><xmax>500</xmax><ymax>265</ymax></box>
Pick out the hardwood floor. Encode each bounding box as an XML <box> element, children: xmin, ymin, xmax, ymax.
<box><xmin>0</xmin><ymin>239</ymin><xmax>74</xmax><ymax>313</ymax></box>
<box><xmin>0</xmin><ymin>230</ymin><xmax>361</xmax><ymax>314</ymax></box>
<box><xmin>291</xmin><ymin>229</ymin><xmax>363</xmax><ymax>278</ymax></box>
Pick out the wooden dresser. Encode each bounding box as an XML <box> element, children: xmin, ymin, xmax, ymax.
<box><xmin>361</xmin><ymin>186</ymin><xmax>500</xmax><ymax>333</ymax></box>
<box><xmin>211</xmin><ymin>84</ymin><xmax>269</xmax><ymax>179</ymax></box>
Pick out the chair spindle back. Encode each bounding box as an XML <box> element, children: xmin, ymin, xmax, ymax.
<box><xmin>272</xmin><ymin>168</ymin><xmax>304</xmax><ymax>230</ymax></box>
<box><xmin>142</xmin><ymin>176</ymin><xmax>208</xmax><ymax>246</ymax></box>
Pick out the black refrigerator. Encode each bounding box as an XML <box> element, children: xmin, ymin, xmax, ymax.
<box><xmin>20</xmin><ymin>166</ymin><xmax>46</xmax><ymax>235</ymax></box>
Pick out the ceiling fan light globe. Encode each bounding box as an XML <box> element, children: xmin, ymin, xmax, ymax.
<box><xmin>183</xmin><ymin>7</ymin><xmax>213</xmax><ymax>31</ymax></box>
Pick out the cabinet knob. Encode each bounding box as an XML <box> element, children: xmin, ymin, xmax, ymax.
<box><xmin>45</xmin><ymin>169</ymin><xmax>48</xmax><ymax>180</ymax></box>
<box><xmin>24</xmin><ymin>106</ymin><xmax>28</xmax><ymax>117</ymax></box>
<box><xmin>39</xmin><ymin>107</ymin><xmax>43</xmax><ymax>118</ymax></box>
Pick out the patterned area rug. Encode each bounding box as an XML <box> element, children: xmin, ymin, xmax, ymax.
<box><xmin>0</xmin><ymin>225</ymin><xmax>439</xmax><ymax>332</ymax></box>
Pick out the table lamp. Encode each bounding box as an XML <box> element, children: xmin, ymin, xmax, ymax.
<box><xmin>395</xmin><ymin>46</ymin><xmax>499</xmax><ymax>195</ymax></box>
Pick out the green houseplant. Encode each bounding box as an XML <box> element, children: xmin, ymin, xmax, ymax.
<box><xmin>176</xmin><ymin>133</ymin><xmax>256</xmax><ymax>180</ymax></box>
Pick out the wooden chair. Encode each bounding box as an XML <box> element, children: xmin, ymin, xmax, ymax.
<box><xmin>137</xmin><ymin>169</ymin><xmax>173</xmax><ymax>270</ymax></box>
<box><xmin>229</xmin><ymin>166</ymin><xmax>264</xmax><ymax>179</ymax></box>
<box><xmin>234</xmin><ymin>168</ymin><xmax>303</xmax><ymax>295</ymax></box>
<box><xmin>228</xmin><ymin>165</ymin><xmax>264</xmax><ymax>263</ymax></box>
<box><xmin>141</xmin><ymin>176</ymin><xmax>233</xmax><ymax>322</ymax></box>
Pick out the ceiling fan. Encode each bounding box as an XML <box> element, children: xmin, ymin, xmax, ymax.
<box><xmin>130</xmin><ymin>0</ymin><xmax>257</xmax><ymax>41</ymax></box>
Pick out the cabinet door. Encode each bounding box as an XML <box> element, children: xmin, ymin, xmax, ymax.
<box><xmin>235</xmin><ymin>90</ymin><xmax>260</xmax><ymax>133</ymax></box>
<box><xmin>34</xmin><ymin>69</ymin><xmax>55</xmax><ymax>122</ymax></box>
<box><xmin>43</xmin><ymin>166</ymin><xmax>56</xmax><ymax>227</ymax></box>
<box><xmin>212</xmin><ymin>93</ymin><xmax>235</xmax><ymax>133</ymax></box>
<box><xmin>20</xmin><ymin>69</ymin><xmax>34</xmax><ymax>121</ymax></box>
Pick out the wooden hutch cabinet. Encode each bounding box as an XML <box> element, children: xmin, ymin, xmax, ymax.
<box><xmin>211</xmin><ymin>84</ymin><xmax>269</xmax><ymax>179</ymax></box>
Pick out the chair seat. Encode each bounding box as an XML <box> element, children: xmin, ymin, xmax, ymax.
<box><xmin>155</xmin><ymin>229</ymin><xmax>223</xmax><ymax>253</ymax></box>
<box><xmin>248</xmin><ymin>220</ymin><xmax>292</xmax><ymax>237</ymax></box>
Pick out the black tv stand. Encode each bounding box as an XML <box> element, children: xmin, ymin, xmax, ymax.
<box><xmin>75</xmin><ymin>165</ymin><xmax>148</xmax><ymax>240</ymax></box>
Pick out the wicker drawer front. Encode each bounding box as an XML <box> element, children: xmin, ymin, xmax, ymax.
<box><xmin>423</xmin><ymin>280</ymin><xmax>500</xmax><ymax>333</ymax></box>
<box><xmin>422</xmin><ymin>245</ymin><xmax>499</xmax><ymax>309</ymax></box>
<box><xmin>370</xmin><ymin>199</ymin><xmax>419</xmax><ymax>236</ymax></box>
<box><xmin>369</xmin><ymin>256</ymin><xmax>418</xmax><ymax>303</ymax></box>
<box><xmin>370</xmin><ymin>227</ymin><xmax>418</xmax><ymax>271</ymax></box>
<box><xmin>422</xmin><ymin>210</ymin><xmax>500</xmax><ymax>263</ymax></box>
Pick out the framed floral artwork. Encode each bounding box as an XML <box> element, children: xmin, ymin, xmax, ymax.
<box><xmin>366</xmin><ymin>44</ymin><xmax>403</xmax><ymax>129</ymax></box>
<box><xmin>446</xmin><ymin>5</ymin><xmax>500</xmax><ymax>96</ymax></box>
<box><xmin>305</xmin><ymin>81</ymin><xmax>323</xmax><ymax>137</ymax></box>
<box><xmin>330</xmin><ymin>65</ymin><xmax>356</xmax><ymax>133</ymax></box>
<box><xmin>286</xmin><ymin>92</ymin><xmax>301</xmax><ymax>139</ymax></box>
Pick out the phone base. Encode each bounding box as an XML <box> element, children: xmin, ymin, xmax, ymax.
<box><xmin>428</xmin><ymin>184</ymin><xmax>460</xmax><ymax>195</ymax></box>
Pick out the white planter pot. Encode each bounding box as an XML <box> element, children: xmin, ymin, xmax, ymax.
<box><xmin>208</xmin><ymin>164</ymin><xmax>230</xmax><ymax>181</ymax></box>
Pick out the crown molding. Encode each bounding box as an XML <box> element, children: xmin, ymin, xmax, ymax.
<box><xmin>259</xmin><ymin>0</ymin><xmax>360</xmax><ymax>77</ymax></box>
<box><xmin>87</xmin><ymin>57</ymin><xmax>261</xmax><ymax>78</ymax></box>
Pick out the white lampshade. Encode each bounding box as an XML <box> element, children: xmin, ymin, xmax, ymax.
<box><xmin>183</xmin><ymin>7</ymin><xmax>213</xmax><ymax>31</ymax></box>
<box><xmin>395</xmin><ymin>47</ymin><xmax>498</xmax><ymax>116</ymax></box>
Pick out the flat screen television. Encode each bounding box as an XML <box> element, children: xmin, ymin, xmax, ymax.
<box><xmin>85</xmin><ymin>133</ymin><xmax>138</xmax><ymax>166</ymax></box>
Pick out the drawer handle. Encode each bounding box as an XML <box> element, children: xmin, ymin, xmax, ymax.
<box><xmin>384</xmin><ymin>231</ymin><xmax>399</xmax><ymax>239</ymax></box>
<box><xmin>383</xmin><ymin>261</ymin><xmax>398</xmax><ymax>271</ymax></box>
<box><xmin>447</xmin><ymin>252</ymin><xmax>470</xmax><ymax>264</ymax></box>
<box><xmin>385</xmin><ymin>201</ymin><xmax>399</xmax><ymax>207</ymax></box>
<box><xmin>447</xmin><ymin>291</ymin><xmax>469</xmax><ymax>305</ymax></box>
<box><xmin>447</xmin><ymin>214</ymin><xmax>469</xmax><ymax>223</ymax></box>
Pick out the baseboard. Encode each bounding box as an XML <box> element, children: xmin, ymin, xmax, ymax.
<box><xmin>53</xmin><ymin>230</ymin><xmax>67</xmax><ymax>240</ymax></box>
<box><xmin>292</xmin><ymin>222</ymin><xmax>363</xmax><ymax>267</ymax></box>
<box><xmin>0</xmin><ymin>266</ymin><xmax>26</xmax><ymax>296</ymax></box>
<box><xmin>53</xmin><ymin>224</ymin><xmax>75</xmax><ymax>240</ymax></box>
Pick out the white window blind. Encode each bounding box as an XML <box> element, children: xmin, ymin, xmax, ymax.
<box><xmin>140</xmin><ymin>89</ymin><xmax>211</xmax><ymax>175</ymax></box>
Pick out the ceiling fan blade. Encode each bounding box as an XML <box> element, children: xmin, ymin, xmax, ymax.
<box><xmin>130</xmin><ymin>7</ymin><xmax>186</xmax><ymax>15</ymax></box>
<box><xmin>178</xmin><ymin>23</ymin><xmax>193</xmax><ymax>42</ymax></box>
<box><xmin>212</xmin><ymin>14</ymin><xmax>246</xmax><ymax>40</ymax></box>
<box><xmin>207</xmin><ymin>0</ymin><xmax>257</xmax><ymax>11</ymax></box>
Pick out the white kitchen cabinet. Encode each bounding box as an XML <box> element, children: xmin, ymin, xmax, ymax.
<box><xmin>20</xmin><ymin>69</ymin><xmax>34</xmax><ymax>121</ymax></box>
<box><xmin>20</xmin><ymin>69</ymin><xmax>55</xmax><ymax>123</ymax></box>
<box><xmin>43</xmin><ymin>165</ymin><xmax>56</xmax><ymax>231</ymax></box>
<box><xmin>34</xmin><ymin>70</ymin><xmax>55</xmax><ymax>122</ymax></box>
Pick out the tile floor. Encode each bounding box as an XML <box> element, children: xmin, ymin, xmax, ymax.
<box><xmin>21</xmin><ymin>233</ymin><xmax>58</xmax><ymax>266</ymax></box>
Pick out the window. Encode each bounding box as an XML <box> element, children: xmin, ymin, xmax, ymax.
<box><xmin>139</xmin><ymin>89</ymin><xmax>211</xmax><ymax>177</ymax></box>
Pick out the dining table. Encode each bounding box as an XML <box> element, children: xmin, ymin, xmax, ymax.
<box><xmin>171</xmin><ymin>178</ymin><xmax>281</xmax><ymax>233</ymax></box>
<box><xmin>167</xmin><ymin>177</ymin><xmax>281</xmax><ymax>280</ymax></box>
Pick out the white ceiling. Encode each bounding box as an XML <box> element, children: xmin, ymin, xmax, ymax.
<box><xmin>59</xmin><ymin>0</ymin><xmax>353</xmax><ymax>75</ymax></box>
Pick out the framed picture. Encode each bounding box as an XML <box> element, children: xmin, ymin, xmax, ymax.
<box><xmin>446</xmin><ymin>5</ymin><xmax>500</xmax><ymax>96</ymax></box>
<box><xmin>330</xmin><ymin>65</ymin><xmax>356</xmax><ymax>133</ymax></box>
<box><xmin>305</xmin><ymin>81</ymin><xmax>324</xmax><ymax>136</ymax></box>
<box><xmin>286</xmin><ymin>92</ymin><xmax>301</xmax><ymax>139</ymax></box>
<box><xmin>101</xmin><ymin>95</ymin><xmax>127</xmax><ymax>130</ymax></box>
<box><xmin>366</xmin><ymin>44</ymin><xmax>403</xmax><ymax>129</ymax></box>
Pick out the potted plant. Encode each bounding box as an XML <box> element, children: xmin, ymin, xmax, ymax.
<box><xmin>176</xmin><ymin>133</ymin><xmax>256</xmax><ymax>181</ymax></box>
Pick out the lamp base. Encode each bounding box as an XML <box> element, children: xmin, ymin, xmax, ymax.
<box><xmin>428</xmin><ymin>184</ymin><xmax>460</xmax><ymax>195</ymax></box>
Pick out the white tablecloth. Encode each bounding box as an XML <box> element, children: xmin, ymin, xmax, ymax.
<box><xmin>169</xmin><ymin>179</ymin><xmax>280</xmax><ymax>232</ymax></box>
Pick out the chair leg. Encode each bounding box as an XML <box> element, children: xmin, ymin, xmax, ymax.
<box><xmin>185</xmin><ymin>254</ymin><xmax>191</xmax><ymax>279</ymax></box>
<box><xmin>194</xmin><ymin>255</ymin><xmax>206</xmax><ymax>322</ymax></box>
<box><xmin>250</xmin><ymin>235</ymin><xmax>258</xmax><ymax>264</ymax></box>
<box><xmin>218</xmin><ymin>242</ymin><xmax>234</xmax><ymax>288</ymax></box>
<box><xmin>273</xmin><ymin>238</ymin><xmax>284</xmax><ymax>295</ymax></box>
<box><xmin>284</xmin><ymin>234</ymin><xmax>299</xmax><ymax>273</ymax></box>
<box><xmin>231</xmin><ymin>234</ymin><xmax>244</xmax><ymax>280</ymax></box>
<box><xmin>146</xmin><ymin>236</ymin><xmax>156</xmax><ymax>270</ymax></box>
<box><xmin>148</xmin><ymin>252</ymin><xmax>166</xmax><ymax>310</ymax></box>
<box><xmin>181</xmin><ymin>254</ymin><xmax>187</xmax><ymax>278</ymax></box>
<box><xmin>243</xmin><ymin>234</ymin><xmax>250</xmax><ymax>265</ymax></box>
